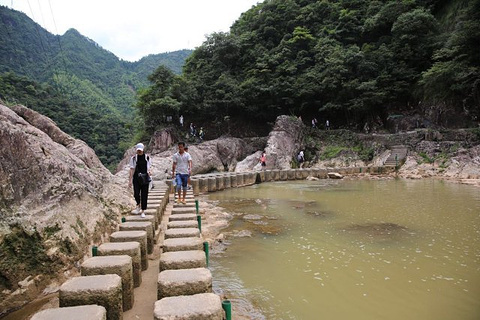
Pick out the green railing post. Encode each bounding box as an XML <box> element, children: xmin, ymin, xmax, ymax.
<box><xmin>197</xmin><ymin>215</ymin><xmax>202</xmax><ymax>233</ymax></box>
<box><xmin>92</xmin><ymin>246</ymin><xmax>98</xmax><ymax>256</ymax></box>
<box><xmin>222</xmin><ymin>300</ymin><xmax>232</xmax><ymax>320</ymax></box>
<box><xmin>121</xmin><ymin>217</ymin><xmax>126</xmax><ymax>223</ymax></box>
<box><xmin>195</xmin><ymin>199</ymin><xmax>199</xmax><ymax>215</ymax></box>
<box><xmin>203</xmin><ymin>241</ymin><xmax>209</xmax><ymax>267</ymax></box>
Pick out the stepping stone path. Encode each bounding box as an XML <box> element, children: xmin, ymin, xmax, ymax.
<box><xmin>34</xmin><ymin>168</ymin><xmax>387</xmax><ymax>319</ymax></box>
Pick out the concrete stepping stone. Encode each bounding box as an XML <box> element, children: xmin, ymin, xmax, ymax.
<box><xmin>165</xmin><ymin>228</ymin><xmax>200</xmax><ymax>239</ymax></box>
<box><xmin>125</xmin><ymin>214</ymin><xmax>158</xmax><ymax>231</ymax></box>
<box><xmin>110</xmin><ymin>231</ymin><xmax>148</xmax><ymax>270</ymax></box>
<box><xmin>119</xmin><ymin>221</ymin><xmax>154</xmax><ymax>254</ymax></box>
<box><xmin>169</xmin><ymin>213</ymin><xmax>197</xmax><ymax>222</ymax></box>
<box><xmin>159</xmin><ymin>250</ymin><xmax>206</xmax><ymax>271</ymax></box>
<box><xmin>167</xmin><ymin>220</ymin><xmax>198</xmax><ymax>229</ymax></box>
<box><xmin>172</xmin><ymin>207</ymin><xmax>196</xmax><ymax>214</ymax></box>
<box><xmin>173</xmin><ymin>202</ymin><xmax>195</xmax><ymax>208</ymax></box>
<box><xmin>98</xmin><ymin>242</ymin><xmax>142</xmax><ymax>288</ymax></box>
<box><xmin>157</xmin><ymin>268</ymin><xmax>212</xmax><ymax>299</ymax></box>
<box><xmin>31</xmin><ymin>305</ymin><xmax>107</xmax><ymax>320</ymax></box>
<box><xmin>148</xmin><ymin>199</ymin><xmax>163</xmax><ymax>205</ymax></box>
<box><xmin>59</xmin><ymin>274</ymin><xmax>122</xmax><ymax>320</ymax></box>
<box><xmin>81</xmin><ymin>255</ymin><xmax>134</xmax><ymax>311</ymax></box>
<box><xmin>163</xmin><ymin>237</ymin><xmax>203</xmax><ymax>252</ymax></box>
<box><xmin>153</xmin><ymin>293</ymin><xmax>223</xmax><ymax>320</ymax></box>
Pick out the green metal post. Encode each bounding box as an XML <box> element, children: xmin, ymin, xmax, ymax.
<box><xmin>222</xmin><ymin>300</ymin><xmax>232</xmax><ymax>320</ymax></box>
<box><xmin>195</xmin><ymin>200</ymin><xmax>199</xmax><ymax>215</ymax></box>
<box><xmin>203</xmin><ymin>241</ymin><xmax>209</xmax><ymax>267</ymax></box>
<box><xmin>92</xmin><ymin>246</ymin><xmax>98</xmax><ymax>256</ymax></box>
<box><xmin>197</xmin><ymin>215</ymin><xmax>202</xmax><ymax>233</ymax></box>
<box><xmin>121</xmin><ymin>217</ymin><xmax>126</xmax><ymax>223</ymax></box>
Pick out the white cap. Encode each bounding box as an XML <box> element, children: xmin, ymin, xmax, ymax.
<box><xmin>135</xmin><ymin>143</ymin><xmax>144</xmax><ymax>151</ymax></box>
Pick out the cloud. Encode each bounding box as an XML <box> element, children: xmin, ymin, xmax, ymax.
<box><xmin>1</xmin><ymin>0</ymin><xmax>259</xmax><ymax>61</ymax></box>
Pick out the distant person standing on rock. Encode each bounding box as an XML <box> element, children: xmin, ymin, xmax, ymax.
<box><xmin>297</xmin><ymin>150</ymin><xmax>305</xmax><ymax>168</ymax></box>
<box><xmin>172</xmin><ymin>142</ymin><xmax>192</xmax><ymax>204</ymax></box>
<box><xmin>179</xmin><ymin>115</ymin><xmax>184</xmax><ymax>127</ymax></box>
<box><xmin>325</xmin><ymin>119</ymin><xmax>330</xmax><ymax>130</ymax></box>
<box><xmin>129</xmin><ymin>143</ymin><xmax>152</xmax><ymax>218</ymax></box>
<box><xmin>260</xmin><ymin>151</ymin><xmax>267</xmax><ymax>169</ymax></box>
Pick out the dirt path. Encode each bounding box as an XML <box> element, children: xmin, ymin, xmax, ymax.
<box><xmin>123</xmin><ymin>247</ymin><xmax>161</xmax><ymax>320</ymax></box>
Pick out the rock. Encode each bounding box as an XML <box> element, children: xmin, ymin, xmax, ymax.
<box><xmin>236</xmin><ymin>115</ymin><xmax>305</xmax><ymax>171</ymax></box>
<box><xmin>0</xmin><ymin>104</ymin><xmax>131</xmax><ymax>315</ymax></box>
<box><xmin>328</xmin><ymin>172</ymin><xmax>343</xmax><ymax>179</ymax></box>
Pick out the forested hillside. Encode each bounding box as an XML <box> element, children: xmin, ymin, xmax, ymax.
<box><xmin>0</xmin><ymin>5</ymin><xmax>192</xmax><ymax>169</ymax></box>
<box><xmin>137</xmin><ymin>0</ymin><xmax>479</xmax><ymax>137</ymax></box>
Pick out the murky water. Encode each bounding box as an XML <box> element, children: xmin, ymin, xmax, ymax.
<box><xmin>207</xmin><ymin>179</ymin><xmax>480</xmax><ymax>320</ymax></box>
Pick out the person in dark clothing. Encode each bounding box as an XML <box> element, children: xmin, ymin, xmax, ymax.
<box><xmin>128</xmin><ymin>143</ymin><xmax>152</xmax><ymax>217</ymax></box>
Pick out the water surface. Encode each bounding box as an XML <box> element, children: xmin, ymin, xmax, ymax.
<box><xmin>208</xmin><ymin>179</ymin><xmax>480</xmax><ymax>319</ymax></box>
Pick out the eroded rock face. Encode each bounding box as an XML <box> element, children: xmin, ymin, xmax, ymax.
<box><xmin>236</xmin><ymin>115</ymin><xmax>305</xmax><ymax>171</ymax></box>
<box><xmin>0</xmin><ymin>104</ymin><xmax>131</xmax><ymax>315</ymax></box>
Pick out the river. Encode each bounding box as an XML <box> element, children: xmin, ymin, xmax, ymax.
<box><xmin>207</xmin><ymin>179</ymin><xmax>480</xmax><ymax>319</ymax></box>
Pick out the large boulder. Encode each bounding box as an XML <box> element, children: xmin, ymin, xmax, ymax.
<box><xmin>0</xmin><ymin>104</ymin><xmax>131</xmax><ymax>316</ymax></box>
<box><xmin>236</xmin><ymin>115</ymin><xmax>305</xmax><ymax>171</ymax></box>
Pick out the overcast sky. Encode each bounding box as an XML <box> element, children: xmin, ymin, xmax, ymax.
<box><xmin>0</xmin><ymin>0</ymin><xmax>260</xmax><ymax>61</ymax></box>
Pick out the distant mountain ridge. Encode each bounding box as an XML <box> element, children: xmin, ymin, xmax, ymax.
<box><xmin>0</xmin><ymin>6</ymin><xmax>192</xmax><ymax>115</ymax></box>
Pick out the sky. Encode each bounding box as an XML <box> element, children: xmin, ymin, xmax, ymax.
<box><xmin>0</xmin><ymin>0</ymin><xmax>260</xmax><ymax>61</ymax></box>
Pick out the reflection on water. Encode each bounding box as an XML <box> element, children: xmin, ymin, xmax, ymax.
<box><xmin>208</xmin><ymin>179</ymin><xmax>480</xmax><ymax>320</ymax></box>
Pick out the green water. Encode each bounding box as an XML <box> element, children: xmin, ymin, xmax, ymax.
<box><xmin>207</xmin><ymin>179</ymin><xmax>480</xmax><ymax>320</ymax></box>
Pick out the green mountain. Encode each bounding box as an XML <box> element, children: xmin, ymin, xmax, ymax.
<box><xmin>137</xmin><ymin>0</ymin><xmax>479</xmax><ymax>135</ymax></box>
<box><xmin>0</xmin><ymin>5</ymin><xmax>192</xmax><ymax>169</ymax></box>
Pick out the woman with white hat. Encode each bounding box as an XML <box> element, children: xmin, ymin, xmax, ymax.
<box><xmin>128</xmin><ymin>143</ymin><xmax>152</xmax><ymax>217</ymax></box>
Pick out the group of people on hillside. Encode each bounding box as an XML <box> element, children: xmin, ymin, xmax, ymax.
<box><xmin>179</xmin><ymin>115</ymin><xmax>205</xmax><ymax>141</ymax></box>
<box><xmin>128</xmin><ymin>141</ymin><xmax>193</xmax><ymax>216</ymax></box>
<box><xmin>311</xmin><ymin>118</ymin><xmax>330</xmax><ymax>130</ymax></box>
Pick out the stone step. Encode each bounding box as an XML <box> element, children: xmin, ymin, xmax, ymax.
<box><xmin>110</xmin><ymin>231</ymin><xmax>148</xmax><ymax>271</ymax></box>
<box><xmin>163</xmin><ymin>237</ymin><xmax>203</xmax><ymax>252</ymax></box>
<box><xmin>159</xmin><ymin>250</ymin><xmax>206</xmax><ymax>271</ymax></box>
<box><xmin>148</xmin><ymin>199</ymin><xmax>163</xmax><ymax>204</ymax></box>
<box><xmin>173</xmin><ymin>202</ymin><xmax>195</xmax><ymax>208</ymax></box>
<box><xmin>167</xmin><ymin>220</ymin><xmax>198</xmax><ymax>229</ymax></box>
<box><xmin>168</xmin><ymin>214</ymin><xmax>197</xmax><ymax>222</ymax></box>
<box><xmin>153</xmin><ymin>293</ymin><xmax>223</xmax><ymax>320</ymax></box>
<box><xmin>125</xmin><ymin>214</ymin><xmax>158</xmax><ymax>231</ymax></box>
<box><xmin>59</xmin><ymin>274</ymin><xmax>122</xmax><ymax>320</ymax></box>
<box><xmin>31</xmin><ymin>305</ymin><xmax>107</xmax><ymax>320</ymax></box>
<box><xmin>165</xmin><ymin>228</ymin><xmax>200</xmax><ymax>239</ymax></box>
<box><xmin>171</xmin><ymin>207</ymin><xmax>196</xmax><ymax>214</ymax></box>
<box><xmin>81</xmin><ymin>256</ymin><xmax>134</xmax><ymax>312</ymax></box>
<box><xmin>97</xmin><ymin>242</ymin><xmax>142</xmax><ymax>288</ymax></box>
<box><xmin>157</xmin><ymin>268</ymin><xmax>212</xmax><ymax>299</ymax></box>
<box><xmin>119</xmin><ymin>221</ymin><xmax>154</xmax><ymax>254</ymax></box>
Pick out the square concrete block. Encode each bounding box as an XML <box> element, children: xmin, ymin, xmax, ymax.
<box><xmin>98</xmin><ymin>242</ymin><xmax>142</xmax><ymax>288</ymax></box>
<box><xmin>169</xmin><ymin>214</ymin><xmax>197</xmax><ymax>222</ymax></box>
<box><xmin>119</xmin><ymin>221</ymin><xmax>154</xmax><ymax>254</ymax></box>
<box><xmin>163</xmin><ymin>237</ymin><xmax>203</xmax><ymax>252</ymax></box>
<box><xmin>159</xmin><ymin>250</ymin><xmax>206</xmax><ymax>271</ymax></box>
<box><xmin>165</xmin><ymin>228</ymin><xmax>200</xmax><ymax>239</ymax></box>
<box><xmin>110</xmin><ymin>231</ymin><xmax>148</xmax><ymax>271</ymax></box>
<box><xmin>172</xmin><ymin>207</ymin><xmax>196</xmax><ymax>214</ymax></box>
<box><xmin>154</xmin><ymin>293</ymin><xmax>223</xmax><ymax>320</ymax></box>
<box><xmin>167</xmin><ymin>220</ymin><xmax>198</xmax><ymax>229</ymax></box>
<box><xmin>81</xmin><ymin>256</ymin><xmax>134</xmax><ymax>311</ymax></box>
<box><xmin>31</xmin><ymin>305</ymin><xmax>107</xmax><ymax>320</ymax></box>
<box><xmin>59</xmin><ymin>274</ymin><xmax>122</xmax><ymax>320</ymax></box>
<box><xmin>125</xmin><ymin>214</ymin><xmax>158</xmax><ymax>230</ymax></box>
<box><xmin>158</xmin><ymin>268</ymin><xmax>212</xmax><ymax>299</ymax></box>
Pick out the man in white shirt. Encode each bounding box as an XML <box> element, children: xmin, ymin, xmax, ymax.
<box><xmin>172</xmin><ymin>142</ymin><xmax>192</xmax><ymax>204</ymax></box>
